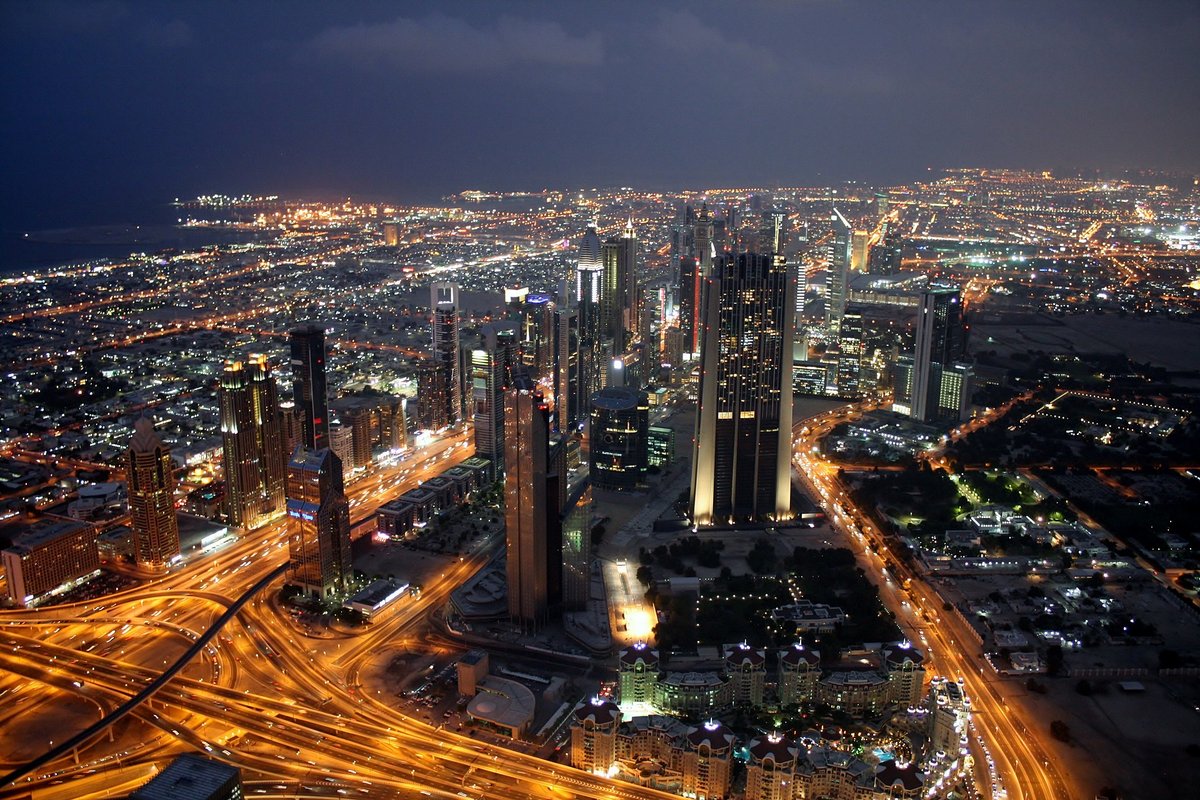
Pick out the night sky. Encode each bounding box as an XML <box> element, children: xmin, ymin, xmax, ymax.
<box><xmin>2</xmin><ymin>0</ymin><xmax>1198</xmax><ymax>229</ymax></box>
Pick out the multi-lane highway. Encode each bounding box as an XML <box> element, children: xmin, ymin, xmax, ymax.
<box><xmin>792</xmin><ymin>405</ymin><xmax>1073</xmax><ymax>800</ymax></box>
<box><xmin>0</xmin><ymin>426</ymin><xmax>683</xmax><ymax>800</ymax></box>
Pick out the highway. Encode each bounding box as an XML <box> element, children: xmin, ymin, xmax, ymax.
<box><xmin>792</xmin><ymin>405</ymin><xmax>1074</xmax><ymax>800</ymax></box>
<box><xmin>0</xmin><ymin>425</ymin><xmax>681</xmax><ymax>800</ymax></box>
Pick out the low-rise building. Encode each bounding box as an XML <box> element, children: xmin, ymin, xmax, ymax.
<box><xmin>1</xmin><ymin>515</ymin><xmax>100</xmax><ymax>607</ymax></box>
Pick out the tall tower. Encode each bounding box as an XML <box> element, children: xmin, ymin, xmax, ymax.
<box><xmin>554</xmin><ymin>305</ymin><xmax>582</xmax><ymax>432</ymax></box>
<box><xmin>678</xmin><ymin>255</ymin><xmax>700</xmax><ymax>357</ymax></box>
<box><xmin>690</xmin><ymin>253</ymin><xmax>794</xmax><ymax>525</ymax></box>
<box><xmin>505</xmin><ymin>386</ymin><xmax>551</xmax><ymax>631</ymax></box>
<box><xmin>836</xmin><ymin>308</ymin><xmax>865</xmax><ymax>398</ymax></box>
<box><xmin>430</xmin><ymin>283</ymin><xmax>463</xmax><ymax>427</ymax></box>
<box><xmin>588</xmin><ymin>387</ymin><xmax>649</xmax><ymax>490</ymax></box>
<box><xmin>220</xmin><ymin>356</ymin><xmax>287</xmax><ymax>530</ymax></box>
<box><xmin>126</xmin><ymin>417</ymin><xmax>180</xmax><ymax>568</ymax></box>
<box><xmin>289</xmin><ymin>324</ymin><xmax>329</xmax><ymax>452</ymax></box>
<box><xmin>600</xmin><ymin>220</ymin><xmax>638</xmax><ymax>348</ymax></box>
<box><xmin>694</xmin><ymin>203</ymin><xmax>715</xmax><ymax>275</ymax></box>
<box><xmin>286</xmin><ymin>447</ymin><xmax>352</xmax><ymax>600</ymax></box>
<box><xmin>826</xmin><ymin>208</ymin><xmax>852</xmax><ymax>332</ymax></box>
<box><xmin>519</xmin><ymin>293</ymin><xmax>556</xmax><ymax>380</ymax></box>
<box><xmin>472</xmin><ymin>322</ymin><xmax>518</xmax><ymax>468</ymax></box>
<box><xmin>909</xmin><ymin>287</ymin><xmax>970</xmax><ymax>423</ymax></box>
<box><xmin>576</xmin><ymin>225</ymin><xmax>605</xmax><ymax>405</ymax></box>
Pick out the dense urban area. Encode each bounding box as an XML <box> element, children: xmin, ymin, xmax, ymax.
<box><xmin>1</xmin><ymin>168</ymin><xmax>1199</xmax><ymax>800</ymax></box>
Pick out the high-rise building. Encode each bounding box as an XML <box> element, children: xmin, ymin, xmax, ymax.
<box><xmin>382</xmin><ymin>221</ymin><xmax>401</xmax><ymax>247</ymax></box>
<box><xmin>286</xmin><ymin>447</ymin><xmax>352</xmax><ymax>600</ymax></box>
<box><xmin>851</xmin><ymin>229</ymin><xmax>870</xmax><ymax>272</ymax></box>
<box><xmin>690</xmin><ymin>253</ymin><xmax>794</xmax><ymax>525</ymax></box>
<box><xmin>744</xmin><ymin>733</ymin><xmax>801</xmax><ymax>800</ymax></box>
<box><xmin>505</xmin><ymin>386</ymin><xmax>552</xmax><ymax>631</ymax></box>
<box><xmin>430</xmin><ymin>283</ymin><xmax>463</xmax><ymax>427</ymax></box>
<box><xmin>328</xmin><ymin>422</ymin><xmax>355</xmax><ymax>473</ymax></box>
<box><xmin>588</xmin><ymin>387</ymin><xmax>649</xmax><ymax>491</ymax></box>
<box><xmin>472</xmin><ymin>322</ymin><xmax>518</xmax><ymax>468</ymax></box>
<box><xmin>694</xmin><ymin>204</ymin><xmax>715</xmax><ymax>275</ymax></box>
<box><xmin>902</xmin><ymin>288</ymin><xmax>971</xmax><ymax>424</ymax></box>
<box><xmin>416</xmin><ymin>360</ymin><xmax>449</xmax><ymax>431</ymax></box>
<box><xmin>126</xmin><ymin>417</ymin><xmax>180</xmax><ymax>568</ymax></box>
<box><xmin>279</xmin><ymin>401</ymin><xmax>302</xmax><ymax>456</ymax></box>
<box><xmin>868</xmin><ymin>225</ymin><xmax>903</xmax><ymax>274</ymax></box>
<box><xmin>601</xmin><ymin>221</ymin><xmax>638</xmax><ymax>349</ymax></box>
<box><xmin>220</xmin><ymin>356</ymin><xmax>286</xmax><ymax>531</ymax></box>
<box><xmin>1</xmin><ymin>516</ymin><xmax>99</xmax><ymax>608</ymax></box>
<box><xmin>554</xmin><ymin>305</ymin><xmax>583</xmax><ymax>431</ymax></box>
<box><xmin>289</xmin><ymin>324</ymin><xmax>330</xmax><ymax>452</ymax></box>
<box><xmin>560</xmin><ymin>482</ymin><xmax>592</xmax><ymax>612</ymax></box>
<box><xmin>826</xmin><ymin>208</ymin><xmax>852</xmax><ymax>332</ymax></box>
<box><xmin>678</xmin><ymin>255</ymin><xmax>701</xmax><ymax>357</ymax></box>
<box><xmin>835</xmin><ymin>308</ymin><xmax>865</xmax><ymax>398</ymax></box>
<box><xmin>576</xmin><ymin>223</ymin><xmax>603</xmax><ymax>304</ymax></box>
<box><xmin>519</xmin><ymin>293</ymin><xmax>556</xmax><ymax>379</ymax></box>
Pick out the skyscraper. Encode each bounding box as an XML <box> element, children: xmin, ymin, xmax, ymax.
<box><xmin>519</xmin><ymin>293</ymin><xmax>556</xmax><ymax>379</ymax></box>
<box><xmin>903</xmin><ymin>287</ymin><xmax>971</xmax><ymax>423</ymax></box>
<box><xmin>220</xmin><ymin>356</ymin><xmax>286</xmax><ymax>530</ymax></box>
<box><xmin>289</xmin><ymin>324</ymin><xmax>330</xmax><ymax>452</ymax></box>
<box><xmin>505</xmin><ymin>386</ymin><xmax>551</xmax><ymax>631</ymax></box>
<box><xmin>678</xmin><ymin>255</ymin><xmax>701</xmax><ymax>356</ymax></box>
<box><xmin>560</xmin><ymin>482</ymin><xmax>592</xmax><ymax>612</ymax></box>
<box><xmin>430</xmin><ymin>283</ymin><xmax>463</xmax><ymax>427</ymax></box>
<box><xmin>868</xmin><ymin>224</ymin><xmax>903</xmax><ymax>274</ymax></box>
<box><xmin>690</xmin><ymin>253</ymin><xmax>794</xmax><ymax>525</ymax></box>
<box><xmin>286</xmin><ymin>447</ymin><xmax>352</xmax><ymax>600</ymax></box>
<box><xmin>588</xmin><ymin>387</ymin><xmax>649</xmax><ymax>490</ymax></box>
<box><xmin>126</xmin><ymin>417</ymin><xmax>180</xmax><ymax>568</ymax></box>
<box><xmin>694</xmin><ymin>203</ymin><xmax>715</xmax><ymax>274</ymax></box>
<box><xmin>826</xmin><ymin>208</ymin><xmax>852</xmax><ymax>332</ymax></box>
<box><xmin>851</xmin><ymin>229</ymin><xmax>870</xmax><ymax>272</ymax></box>
<box><xmin>554</xmin><ymin>305</ymin><xmax>583</xmax><ymax>432</ymax></box>
<box><xmin>600</xmin><ymin>221</ymin><xmax>638</xmax><ymax>349</ymax></box>
<box><xmin>472</xmin><ymin>322</ymin><xmax>518</xmax><ymax>468</ymax></box>
<box><xmin>576</xmin><ymin>222</ymin><xmax>603</xmax><ymax>307</ymax></box>
<box><xmin>835</xmin><ymin>308</ymin><xmax>865</xmax><ymax>398</ymax></box>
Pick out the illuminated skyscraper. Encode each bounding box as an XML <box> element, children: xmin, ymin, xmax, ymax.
<box><xmin>430</xmin><ymin>283</ymin><xmax>463</xmax><ymax>427</ymax></box>
<box><xmin>220</xmin><ymin>356</ymin><xmax>286</xmax><ymax>530</ymax></box>
<box><xmin>851</xmin><ymin>229</ymin><xmax>869</xmax><ymax>272</ymax></box>
<box><xmin>577</xmin><ymin>225</ymin><xmax>606</xmax><ymax>404</ymax></box>
<box><xmin>601</xmin><ymin>221</ymin><xmax>638</xmax><ymax>349</ymax></box>
<box><xmin>286</xmin><ymin>447</ymin><xmax>352</xmax><ymax>600</ymax></box>
<box><xmin>868</xmin><ymin>224</ymin><xmax>903</xmax><ymax>274</ymax></box>
<box><xmin>694</xmin><ymin>203</ymin><xmax>715</xmax><ymax>274</ymax></box>
<box><xmin>519</xmin><ymin>293</ymin><xmax>556</xmax><ymax>379</ymax></box>
<box><xmin>835</xmin><ymin>308</ymin><xmax>864</xmax><ymax>398</ymax></box>
<box><xmin>678</xmin><ymin>255</ymin><xmax>700</xmax><ymax>356</ymax></box>
<box><xmin>560</xmin><ymin>483</ymin><xmax>592</xmax><ymax>612</ymax></box>
<box><xmin>690</xmin><ymin>253</ymin><xmax>794</xmax><ymax>525</ymax></box>
<box><xmin>472</xmin><ymin>322</ymin><xmax>518</xmax><ymax>468</ymax></box>
<box><xmin>901</xmin><ymin>287</ymin><xmax>971</xmax><ymax>424</ymax></box>
<box><xmin>289</xmin><ymin>324</ymin><xmax>329</xmax><ymax>451</ymax></box>
<box><xmin>554</xmin><ymin>305</ymin><xmax>583</xmax><ymax>431</ymax></box>
<box><xmin>588</xmin><ymin>387</ymin><xmax>648</xmax><ymax>490</ymax></box>
<box><xmin>126</xmin><ymin>417</ymin><xmax>180</xmax><ymax>568</ymax></box>
<box><xmin>505</xmin><ymin>386</ymin><xmax>552</xmax><ymax>631</ymax></box>
<box><xmin>826</xmin><ymin>208</ymin><xmax>852</xmax><ymax>332</ymax></box>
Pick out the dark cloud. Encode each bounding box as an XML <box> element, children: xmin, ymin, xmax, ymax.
<box><xmin>309</xmin><ymin>13</ymin><xmax>604</xmax><ymax>73</ymax></box>
<box><xmin>1</xmin><ymin>0</ymin><xmax>1197</xmax><ymax>232</ymax></box>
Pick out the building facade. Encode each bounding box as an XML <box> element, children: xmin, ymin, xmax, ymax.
<box><xmin>126</xmin><ymin>416</ymin><xmax>181</xmax><ymax>568</ymax></box>
<box><xmin>289</xmin><ymin>324</ymin><xmax>330</xmax><ymax>451</ymax></box>
<box><xmin>286</xmin><ymin>447</ymin><xmax>352</xmax><ymax>600</ymax></box>
<box><xmin>588</xmin><ymin>387</ymin><xmax>649</xmax><ymax>490</ymax></box>
<box><xmin>219</xmin><ymin>356</ymin><xmax>287</xmax><ymax>530</ymax></box>
<box><xmin>690</xmin><ymin>252</ymin><xmax>794</xmax><ymax>524</ymax></box>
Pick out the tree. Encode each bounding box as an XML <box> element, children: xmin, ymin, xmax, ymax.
<box><xmin>1045</xmin><ymin>644</ymin><xmax>1064</xmax><ymax>676</ymax></box>
<box><xmin>1050</xmin><ymin>720</ymin><xmax>1071</xmax><ymax>742</ymax></box>
<box><xmin>635</xmin><ymin>565</ymin><xmax>653</xmax><ymax>587</ymax></box>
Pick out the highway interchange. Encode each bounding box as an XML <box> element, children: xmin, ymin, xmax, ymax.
<box><xmin>0</xmin><ymin>404</ymin><xmax>1072</xmax><ymax>800</ymax></box>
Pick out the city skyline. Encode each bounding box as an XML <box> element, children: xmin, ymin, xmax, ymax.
<box><xmin>0</xmin><ymin>2</ymin><xmax>1198</xmax><ymax>798</ymax></box>
<box><xmin>2</xmin><ymin>1</ymin><xmax>1199</xmax><ymax>235</ymax></box>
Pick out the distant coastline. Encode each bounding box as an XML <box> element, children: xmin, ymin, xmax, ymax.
<box><xmin>0</xmin><ymin>223</ymin><xmax>272</xmax><ymax>275</ymax></box>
